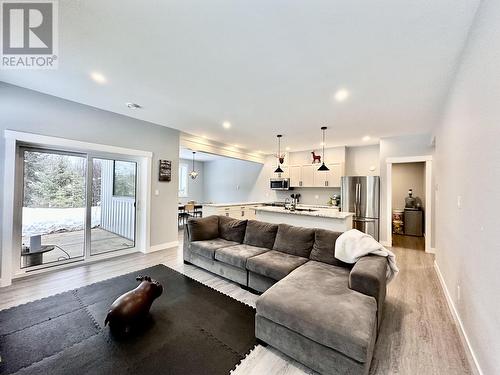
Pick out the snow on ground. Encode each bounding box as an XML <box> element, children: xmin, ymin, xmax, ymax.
<box><xmin>22</xmin><ymin>207</ymin><xmax>101</xmax><ymax>237</ymax></box>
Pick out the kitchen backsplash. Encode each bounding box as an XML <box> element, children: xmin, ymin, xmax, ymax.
<box><xmin>275</xmin><ymin>187</ymin><xmax>341</xmax><ymax>206</ymax></box>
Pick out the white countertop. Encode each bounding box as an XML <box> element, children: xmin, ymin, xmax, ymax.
<box><xmin>202</xmin><ymin>202</ymin><xmax>268</xmax><ymax>207</ymax></box>
<box><xmin>254</xmin><ymin>206</ymin><xmax>354</xmax><ymax>219</ymax></box>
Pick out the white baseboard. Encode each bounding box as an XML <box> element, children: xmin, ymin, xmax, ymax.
<box><xmin>0</xmin><ymin>277</ymin><xmax>12</xmax><ymax>288</ymax></box>
<box><xmin>380</xmin><ymin>241</ymin><xmax>392</xmax><ymax>247</ymax></box>
<box><xmin>434</xmin><ymin>261</ymin><xmax>483</xmax><ymax>375</ymax></box>
<box><xmin>149</xmin><ymin>241</ymin><xmax>179</xmax><ymax>253</ymax></box>
<box><xmin>426</xmin><ymin>247</ymin><xmax>436</xmax><ymax>254</ymax></box>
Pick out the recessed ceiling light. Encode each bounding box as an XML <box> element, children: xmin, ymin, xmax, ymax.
<box><xmin>285</xmin><ymin>147</ymin><xmax>291</xmax><ymax>151</ymax></box>
<box><xmin>362</xmin><ymin>135</ymin><xmax>371</xmax><ymax>141</ymax></box>
<box><xmin>233</xmin><ymin>144</ymin><xmax>239</xmax><ymax>148</ymax></box>
<box><xmin>320</xmin><ymin>142</ymin><xmax>325</xmax><ymax>146</ymax></box>
<box><xmin>334</xmin><ymin>89</ymin><xmax>349</xmax><ymax>102</ymax></box>
<box><xmin>201</xmin><ymin>135</ymin><xmax>208</xmax><ymax>139</ymax></box>
<box><xmin>222</xmin><ymin>121</ymin><xmax>231</xmax><ymax>129</ymax></box>
<box><xmin>126</xmin><ymin>102</ymin><xmax>142</xmax><ymax>109</ymax></box>
<box><xmin>90</xmin><ymin>71</ymin><xmax>107</xmax><ymax>84</ymax></box>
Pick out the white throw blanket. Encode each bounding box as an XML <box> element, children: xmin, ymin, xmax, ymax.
<box><xmin>335</xmin><ymin>229</ymin><xmax>399</xmax><ymax>282</ymax></box>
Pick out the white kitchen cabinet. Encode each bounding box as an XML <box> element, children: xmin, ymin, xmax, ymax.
<box><xmin>301</xmin><ymin>165</ymin><xmax>315</xmax><ymax>187</ymax></box>
<box><xmin>313</xmin><ymin>163</ymin><xmax>343</xmax><ymax>187</ymax></box>
<box><xmin>326</xmin><ymin>163</ymin><xmax>343</xmax><ymax>187</ymax></box>
<box><xmin>313</xmin><ymin>168</ymin><xmax>329</xmax><ymax>187</ymax></box>
<box><xmin>205</xmin><ymin>204</ymin><xmax>262</xmax><ymax>219</ymax></box>
<box><xmin>289</xmin><ymin>165</ymin><xmax>302</xmax><ymax>187</ymax></box>
<box><xmin>246</xmin><ymin>205</ymin><xmax>260</xmax><ymax>220</ymax></box>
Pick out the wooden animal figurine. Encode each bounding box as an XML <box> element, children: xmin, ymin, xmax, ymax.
<box><xmin>104</xmin><ymin>275</ymin><xmax>163</xmax><ymax>335</ymax></box>
<box><xmin>311</xmin><ymin>151</ymin><xmax>321</xmax><ymax>164</ymax></box>
<box><xmin>274</xmin><ymin>153</ymin><xmax>285</xmax><ymax>165</ymax></box>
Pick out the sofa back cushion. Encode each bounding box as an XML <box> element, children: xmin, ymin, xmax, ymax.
<box><xmin>272</xmin><ymin>223</ymin><xmax>315</xmax><ymax>258</ymax></box>
<box><xmin>243</xmin><ymin>220</ymin><xmax>278</xmax><ymax>249</ymax></box>
<box><xmin>187</xmin><ymin>215</ymin><xmax>219</xmax><ymax>241</ymax></box>
<box><xmin>218</xmin><ymin>216</ymin><xmax>247</xmax><ymax>243</ymax></box>
<box><xmin>310</xmin><ymin>229</ymin><xmax>352</xmax><ymax>268</ymax></box>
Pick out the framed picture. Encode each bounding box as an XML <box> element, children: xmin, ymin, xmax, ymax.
<box><xmin>159</xmin><ymin>160</ymin><xmax>172</xmax><ymax>182</ymax></box>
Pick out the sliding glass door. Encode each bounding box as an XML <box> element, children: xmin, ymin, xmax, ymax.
<box><xmin>19</xmin><ymin>147</ymin><xmax>138</xmax><ymax>270</ymax></box>
<box><xmin>21</xmin><ymin>148</ymin><xmax>87</xmax><ymax>268</ymax></box>
<box><xmin>90</xmin><ymin>158</ymin><xmax>136</xmax><ymax>255</ymax></box>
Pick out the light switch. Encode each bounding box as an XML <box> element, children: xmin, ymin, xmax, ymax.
<box><xmin>154</xmin><ymin>189</ymin><xmax>160</xmax><ymax>196</ymax></box>
<box><xmin>457</xmin><ymin>195</ymin><xmax>462</xmax><ymax>209</ymax></box>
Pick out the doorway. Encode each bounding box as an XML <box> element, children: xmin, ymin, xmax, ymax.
<box><xmin>386</xmin><ymin>156</ymin><xmax>433</xmax><ymax>252</ymax></box>
<box><xmin>391</xmin><ymin>162</ymin><xmax>425</xmax><ymax>250</ymax></box>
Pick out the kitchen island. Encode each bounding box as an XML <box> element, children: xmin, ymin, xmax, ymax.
<box><xmin>254</xmin><ymin>206</ymin><xmax>353</xmax><ymax>232</ymax></box>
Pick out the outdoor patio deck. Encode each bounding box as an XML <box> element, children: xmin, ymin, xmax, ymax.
<box><xmin>21</xmin><ymin>228</ymin><xmax>134</xmax><ymax>268</ymax></box>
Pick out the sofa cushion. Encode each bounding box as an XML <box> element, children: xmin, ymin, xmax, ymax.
<box><xmin>273</xmin><ymin>224</ymin><xmax>315</xmax><ymax>258</ymax></box>
<box><xmin>187</xmin><ymin>216</ymin><xmax>219</xmax><ymax>241</ymax></box>
<box><xmin>215</xmin><ymin>244</ymin><xmax>270</xmax><ymax>269</ymax></box>
<box><xmin>310</xmin><ymin>228</ymin><xmax>352</xmax><ymax>268</ymax></box>
<box><xmin>190</xmin><ymin>238</ymin><xmax>239</xmax><ymax>260</ymax></box>
<box><xmin>246</xmin><ymin>250</ymin><xmax>308</xmax><ymax>281</ymax></box>
<box><xmin>243</xmin><ymin>220</ymin><xmax>278</xmax><ymax>249</ymax></box>
<box><xmin>218</xmin><ymin>216</ymin><xmax>248</xmax><ymax>243</ymax></box>
<box><xmin>256</xmin><ymin>261</ymin><xmax>377</xmax><ymax>363</ymax></box>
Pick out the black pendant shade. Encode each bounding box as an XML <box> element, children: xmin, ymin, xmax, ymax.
<box><xmin>318</xmin><ymin>126</ymin><xmax>330</xmax><ymax>172</ymax></box>
<box><xmin>274</xmin><ymin>134</ymin><xmax>284</xmax><ymax>173</ymax></box>
<box><xmin>274</xmin><ymin>165</ymin><xmax>284</xmax><ymax>173</ymax></box>
<box><xmin>318</xmin><ymin>162</ymin><xmax>329</xmax><ymax>171</ymax></box>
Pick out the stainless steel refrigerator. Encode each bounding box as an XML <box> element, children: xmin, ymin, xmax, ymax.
<box><xmin>341</xmin><ymin>176</ymin><xmax>380</xmax><ymax>240</ymax></box>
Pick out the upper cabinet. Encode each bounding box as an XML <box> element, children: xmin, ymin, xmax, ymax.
<box><xmin>301</xmin><ymin>165</ymin><xmax>315</xmax><ymax>187</ymax></box>
<box><xmin>270</xmin><ymin>147</ymin><xmax>346</xmax><ymax>188</ymax></box>
<box><xmin>289</xmin><ymin>165</ymin><xmax>301</xmax><ymax>187</ymax></box>
<box><xmin>289</xmin><ymin>163</ymin><xmax>344</xmax><ymax>188</ymax></box>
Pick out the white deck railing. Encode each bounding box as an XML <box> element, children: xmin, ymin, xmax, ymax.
<box><xmin>100</xmin><ymin>197</ymin><xmax>135</xmax><ymax>240</ymax></box>
<box><xmin>99</xmin><ymin>160</ymin><xmax>135</xmax><ymax>241</ymax></box>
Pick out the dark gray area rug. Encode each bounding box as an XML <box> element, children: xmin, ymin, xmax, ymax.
<box><xmin>0</xmin><ymin>265</ymin><xmax>257</xmax><ymax>375</ymax></box>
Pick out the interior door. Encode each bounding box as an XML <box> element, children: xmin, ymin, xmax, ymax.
<box><xmin>90</xmin><ymin>158</ymin><xmax>137</xmax><ymax>255</ymax></box>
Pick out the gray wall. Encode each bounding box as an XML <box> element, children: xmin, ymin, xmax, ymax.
<box><xmin>178</xmin><ymin>158</ymin><xmax>204</xmax><ymax>204</ymax></box>
<box><xmin>345</xmin><ymin>145</ymin><xmax>380</xmax><ymax>176</ymax></box>
<box><xmin>391</xmin><ymin>162</ymin><xmax>425</xmax><ymax>211</ymax></box>
<box><xmin>434</xmin><ymin>0</ymin><xmax>500</xmax><ymax>372</ymax></box>
<box><xmin>0</xmin><ymin>83</ymin><xmax>180</xmax><ymax>279</ymax></box>
<box><xmin>203</xmin><ymin>157</ymin><xmax>264</xmax><ymax>203</ymax></box>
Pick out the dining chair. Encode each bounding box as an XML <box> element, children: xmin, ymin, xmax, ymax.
<box><xmin>179</xmin><ymin>203</ymin><xmax>195</xmax><ymax>226</ymax></box>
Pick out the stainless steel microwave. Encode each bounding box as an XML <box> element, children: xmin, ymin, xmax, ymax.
<box><xmin>270</xmin><ymin>178</ymin><xmax>291</xmax><ymax>190</ymax></box>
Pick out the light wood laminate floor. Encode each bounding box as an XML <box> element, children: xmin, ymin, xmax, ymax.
<box><xmin>0</xmin><ymin>231</ymin><xmax>473</xmax><ymax>375</ymax></box>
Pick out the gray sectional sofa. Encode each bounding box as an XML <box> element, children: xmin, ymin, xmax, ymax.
<box><xmin>183</xmin><ymin>215</ymin><xmax>388</xmax><ymax>375</ymax></box>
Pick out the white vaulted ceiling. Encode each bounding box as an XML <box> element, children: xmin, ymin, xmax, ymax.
<box><xmin>0</xmin><ymin>0</ymin><xmax>480</xmax><ymax>153</ymax></box>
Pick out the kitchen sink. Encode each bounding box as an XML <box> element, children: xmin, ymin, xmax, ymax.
<box><xmin>289</xmin><ymin>208</ymin><xmax>318</xmax><ymax>212</ymax></box>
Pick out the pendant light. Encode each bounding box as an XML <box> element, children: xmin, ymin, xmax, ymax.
<box><xmin>189</xmin><ymin>151</ymin><xmax>199</xmax><ymax>179</ymax></box>
<box><xmin>274</xmin><ymin>134</ymin><xmax>284</xmax><ymax>173</ymax></box>
<box><xmin>317</xmin><ymin>126</ymin><xmax>330</xmax><ymax>171</ymax></box>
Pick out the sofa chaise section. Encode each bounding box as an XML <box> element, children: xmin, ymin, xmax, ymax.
<box><xmin>255</xmin><ymin>261</ymin><xmax>378</xmax><ymax>375</ymax></box>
